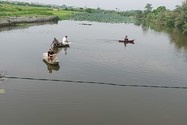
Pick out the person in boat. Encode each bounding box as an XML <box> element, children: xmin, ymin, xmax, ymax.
<box><xmin>48</xmin><ymin>48</ymin><xmax>55</xmax><ymax>62</ymax></box>
<box><xmin>51</xmin><ymin>37</ymin><xmax>60</xmax><ymax>46</ymax></box>
<box><xmin>124</xmin><ymin>35</ymin><xmax>128</xmax><ymax>41</ymax></box>
<box><xmin>62</xmin><ymin>36</ymin><xmax>69</xmax><ymax>45</ymax></box>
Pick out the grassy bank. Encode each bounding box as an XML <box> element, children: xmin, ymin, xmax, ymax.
<box><xmin>0</xmin><ymin>2</ymin><xmax>131</xmax><ymax>23</ymax></box>
<box><xmin>0</xmin><ymin>3</ymin><xmax>75</xmax><ymax>20</ymax></box>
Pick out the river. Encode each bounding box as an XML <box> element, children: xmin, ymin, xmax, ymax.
<box><xmin>0</xmin><ymin>20</ymin><xmax>187</xmax><ymax>125</ymax></box>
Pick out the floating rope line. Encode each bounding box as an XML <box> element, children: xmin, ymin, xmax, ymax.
<box><xmin>3</xmin><ymin>76</ymin><xmax>187</xmax><ymax>90</ymax></box>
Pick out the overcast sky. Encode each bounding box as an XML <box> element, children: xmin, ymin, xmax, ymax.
<box><xmin>15</xmin><ymin>0</ymin><xmax>184</xmax><ymax>10</ymax></box>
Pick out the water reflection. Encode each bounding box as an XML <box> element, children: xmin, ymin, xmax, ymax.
<box><xmin>0</xmin><ymin>88</ymin><xmax>5</xmax><ymax>94</ymax></box>
<box><xmin>52</xmin><ymin>47</ymin><xmax>62</xmax><ymax>54</ymax></box>
<box><xmin>167</xmin><ymin>30</ymin><xmax>187</xmax><ymax>61</ymax></box>
<box><xmin>135</xmin><ymin>22</ymin><xmax>166</xmax><ymax>32</ymax></box>
<box><xmin>0</xmin><ymin>73</ymin><xmax>5</xmax><ymax>94</ymax></box>
<box><xmin>43</xmin><ymin>60</ymin><xmax>60</xmax><ymax>73</ymax></box>
<box><xmin>0</xmin><ymin>72</ymin><xmax>6</xmax><ymax>81</ymax></box>
<box><xmin>52</xmin><ymin>46</ymin><xmax>69</xmax><ymax>55</ymax></box>
<box><xmin>138</xmin><ymin>24</ymin><xmax>187</xmax><ymax>61</ymax></box>
<box><xmin>169</xmin><ymin>30</ymin><xmax>187</xmax><ymax>50</ymax></box>
<box><xmin>63</xmin><ymin>47</ymin><xmax>68</xmax><ymax>55</ymax></box>
<box><xmin>0</xmin><ymin>21</ymin><xmax>58</xmax><ymax>32</ymax></box>
<box><xmin>138</xmin><ymin>24</ymin><xmax>187</xmax><ymax>50</ymax></box>
<box><xmin>123</xmin><ymin>40</ymin><xmax>135</xmax><ymax>47</ymax></box>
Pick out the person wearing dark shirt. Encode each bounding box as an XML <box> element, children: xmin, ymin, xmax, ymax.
<box><xmin>124</xmin><ymin>35</ymin><xmax>128</xmax><ymax>41</ymax></box>
<box><xmin>48</xmin><ymin>48</ymin><xmax>54</xmax><ymax>62</ymax></box>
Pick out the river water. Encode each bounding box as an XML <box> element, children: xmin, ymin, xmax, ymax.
<box><xmin>0</xmin><ymin>20</ymin><xmax>187</xmax><ymax>125</ymax></box>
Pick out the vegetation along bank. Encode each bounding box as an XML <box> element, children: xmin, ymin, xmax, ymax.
<box><xmin>0</xmin><ymin>0</ymin><xmax>187</xmax><ymax>34</ymax></box>
<box><xmin>0</xmin><ymin>1</ymin><xmax>75</xmax><ymax>26</ymax></box>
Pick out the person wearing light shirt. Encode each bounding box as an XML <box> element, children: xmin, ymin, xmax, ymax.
<box><xmin>62</xmin><ymin>36</ymin><xmax>69</xmax><ymax>45</ymax></box>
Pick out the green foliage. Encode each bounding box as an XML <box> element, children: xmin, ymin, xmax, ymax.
<box><xmin>182</xmin><ymin>23</ymin><xmax>187</xmax><ymax>34</ymax></box>
<box><xmin>51</xmin><ymin>10</ymin><xmax>76</xmax><ymax>20</ymax></box>
<box><xmin>0</xmin><ymin>3</ymin><xmax>53</xmax><ymax>17</ymax></box>
<box><xmin>70</xmin><ymin>9</ymin><xmax>135</xmax><ymax>23</ymax></box>
<box><xmin>0</xmin><ymin>0</ymin><xmax>134</xmax><ymax>23</ymax></box>
<box><xmin>85</xmin><ymin>8</ymin><xmax>96</xmax><ymax>13</ymax></box>
<box><xmin>1</xmin><ymin>0</ymin><xmax>186</xmax><ymax>35</ymax></box>
<box><xmin>0</xmin><ymin>2</ymin><xmax>74</xmax><ymax>20</ymax></box>
<box><xmin>134</xmin><ymin>1</ymin><xmax>187</xmax><ymax>34</ymax></box>
<box><xmin>144</xmin><ymin>3</ymin><xmax>153</xmax><ymax>13</ymax></box>
<box><xmin>70</xmin><ymin>12</ymin><xmax>132</xmax><ymax>23</ymax></box>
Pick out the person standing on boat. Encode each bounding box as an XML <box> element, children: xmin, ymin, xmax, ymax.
<box><xmin>124</xmin><ymin>35</ymin><xmax>128</xmax><ymax>41</ymax></box>
<box><xmin>48</xmin><ymin>48</ymin><xmax>55</xmax><ymax>62</ymax></box>
<box><xmin>62</xmin><ymin>36</ymin><xmax>69</xmax><ymax>45</ymax></box>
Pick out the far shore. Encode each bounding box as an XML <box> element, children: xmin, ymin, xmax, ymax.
<box><xmin>0</xmin><ymin>16</ymin><xmax>59</xmax><ymax>27</ymax></box>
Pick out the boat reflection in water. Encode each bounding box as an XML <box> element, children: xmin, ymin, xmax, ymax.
<box><xmin>0</xmin><ymin>73</ymin><xmax>6</xmax><ymax>94</ymax></box>
<box><xmin>43</xmin><ymin>60</ymin><xmax>60</xmax><ymax>73</ymax></box>
<box><xmin>52</xmin><ymin>46</ymin><xmax>69</xmax><ymax>55</ymax></box>
<box><xmin>63</xmin><ymin>47</ymin><xmax>68</xmax><ymax>55</ymax></box>
<box><xmin>0</xmin><ymin>88</ymin><xmax>5</xmax><ymax>94</ymax></box>
<box><xmin>52</xmin><ymin>47</ymin><xmax>62</xmax><ymax>54</ymax></box>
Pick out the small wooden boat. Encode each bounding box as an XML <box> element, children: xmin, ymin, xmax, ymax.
<box><xmin>53</xmin><ymin>42</ymin><xmax>71</xmax><ymax>48</ymax></box>
<box><xmin>119</xmin><ymin>39</ymin><xmax>135</xmax><ymax>43</ymax></box>
<box><xmin>119</xmin><ymin>39</ymin><xmax>135</xmax><ymax>47</ymax></box>
<box><xmin>42</xmin><ymin>53</ymin><xmax>59</xmax><ymax>65</ymax></box>
<box><xmin>51</xmin><ymin>37</ymin><xmax>71</xmax><ymax>48</ymax></box>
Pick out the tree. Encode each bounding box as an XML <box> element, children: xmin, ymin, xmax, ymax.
<box><xmin>144</xmin><ymin>3</ymin><xmax>153</xmax><ymax>13</ymax></box>
<box><xmin>174</xmin><ymin>0</ymin><xmax>187</xmax><ymax>30</ymax></box>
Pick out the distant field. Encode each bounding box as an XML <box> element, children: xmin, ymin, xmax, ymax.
<box><xmin>0</xmin><ymin>3</ymin><xmax>75</xmax><ymax>20</ymax></box>
<box><xmin>0</xmin><ymin>2</ymin><xmax>132</xmax><ymax>23</ymax></box>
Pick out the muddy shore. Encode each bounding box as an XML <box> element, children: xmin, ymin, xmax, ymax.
<box><xmin>0</xmin><ymin>16</ymin><xmax>59</xmax><ymax>27</ymax></box>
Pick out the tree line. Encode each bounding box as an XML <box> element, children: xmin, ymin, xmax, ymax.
<box><xmin>134</xmin><ymin>1</ymin><xmax>187</xmax><ymax>34</ymax></box>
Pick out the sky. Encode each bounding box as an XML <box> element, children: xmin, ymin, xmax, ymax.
<box><xmin>14</xmin><ymin>0</ymin><xmax>185</xmax><ymax>11</ymax></box>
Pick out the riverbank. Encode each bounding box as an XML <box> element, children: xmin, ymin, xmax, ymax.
<box><xmin>0</xmin><ymin>16</ymin><xmax>59</xmax><ymax>27</ymax></box>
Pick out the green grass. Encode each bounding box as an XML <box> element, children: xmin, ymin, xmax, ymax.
<box><xmin>0</xmin><ymin>3</ymin><xmax>75</xmax><ymax>19</ymax></box>
<box><xmin>0</xmin><ymin>2</ymin><xmax>131</xmax><ymax>23</ymax></box>
<box><xmin>0</xmin><ymin>3</ymin><xmax>51</xmax><ymax>16</ymax></box>
<box><xmin>51</xmin><ymin>10</ymin><xmax>78</xmax><ymax>20</ymax></box>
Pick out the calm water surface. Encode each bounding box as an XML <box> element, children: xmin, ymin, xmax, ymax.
<box><xmin>0</xmin><ymin>21</ymin><xmax>187</xmax><ymax>125</ymax></box>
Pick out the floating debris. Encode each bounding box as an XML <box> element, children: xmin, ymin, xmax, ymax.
<box><xmin>0</xmin><ymin>89</ymin><xmax>5</xmax><ymax>94</ymax></box>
